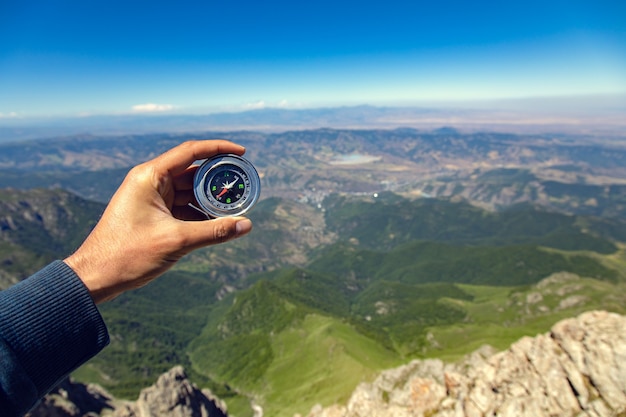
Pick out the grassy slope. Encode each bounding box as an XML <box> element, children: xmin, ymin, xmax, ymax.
<box><xmin>259</xmin><ymin>314</ymin><xmax>401</xmax><ymax>417</ymax></box>
<box><xmin>68</xmin><ymin>195</ymin><xmax>626</xmax><ymax>416</ymax></box>
<box><xmin>190</xmin><ymin>313</ymin><xmax>403</xmax><ymax>417</ymax></box>
<box><xmin>428</xmin><ymin>275</ymin><xmax>626</xmax><ymax>361</ymax></box>
<box><xmin>189</xmin><ymin>272</ymin><xmax>626</xmax><ymax>417</ymax></box>
<box><xmin>186</xmin><ymin>251</ymin><xmax>626</xmax><ymax>417</ymax></box>
<box><xmin>73</xmin><ymin>270</ymin><xmax>225</xmax><ymax>398</ymax></box>
<box><xmin>183</xmin><ymin>197</ymin><xmax>626</xmax><ymax>417</ymax></box>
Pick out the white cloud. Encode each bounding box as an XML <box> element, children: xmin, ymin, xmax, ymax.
<box><xmin>131</xmin><ymin>103</ymin><xmax>174</xmax><ymax>113</ymax></box>
<box><xmin>243</xmin><ymin>100</ymin><xmax>267</xmax><ymax>110</ymax></box>
<box><xmin>240</xmin><ymin>99</ymin><xmax>296</xmax><ymax>110</ymax></box>
<box><xmin>0</xmin><ymin>112</ymin><xmax>18</xmax><ymax>118</ymax></box>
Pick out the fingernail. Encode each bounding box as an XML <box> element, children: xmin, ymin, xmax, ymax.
<box><xmin>236</xmin><ymin>218</ymin><xmax>253</xmax><ymax>236</ymax></box>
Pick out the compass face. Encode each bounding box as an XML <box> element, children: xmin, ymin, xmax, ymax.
<box><xmin>206</xmin><ymin>164</ymin><xmax>251</xmax><ymax>209</ymax></box>
<box><xmin>193</xmin><ymin>154</ymin><xmax>261</xmax><ymax>218</ymax></box>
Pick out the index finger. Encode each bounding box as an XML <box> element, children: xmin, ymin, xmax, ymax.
<box><xmin>152</xmin><ymin>140</ymin><xmax>246</xmax><ymax>176</ymax></box>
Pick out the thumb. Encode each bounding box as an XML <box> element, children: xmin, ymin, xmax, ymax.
<box><xmin>179</xmin><ymin>217</ymin><xmax>253</xmax><ymax>250</ymax></box>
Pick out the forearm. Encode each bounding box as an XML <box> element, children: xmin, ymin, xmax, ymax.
<box><xmin>0</xmin><ymin>261</ymin><xmax>109</xmax><ymax>416</ymax></box>
<box><xmin>0</xmin><ymin>140</ymin><xmax>252</xmax><ymax>415</ymax></box>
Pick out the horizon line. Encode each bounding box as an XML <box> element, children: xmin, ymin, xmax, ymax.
<box><xmin>2</xmin><ymin>93</ymin><xmax>626</xmax><ymax>122</ymax></box>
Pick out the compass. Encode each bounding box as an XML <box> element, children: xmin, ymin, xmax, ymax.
<box><xmin>192</xmin><ymin>154</ymin><xmax>261</xmax><ymax>218</ymax></box>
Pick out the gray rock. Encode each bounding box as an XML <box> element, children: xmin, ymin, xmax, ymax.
<box><xmin>112</xmin><ymin>366</ymin><xmax>227</xmax><ymax>417</ymax></box>
<box><xmin>305</xmin><ymin>311</ymin><xmax>626</xmax><ymax>417</ymax></box>
<box><xmin>26</xmin><ymin>378</ymin><xmax>115</xmax><ymax>417</ymax></box>
<box><xmin>29</xmin><ymin>367</ymin><xmax>227</xmax><ymax>417</ymax></box>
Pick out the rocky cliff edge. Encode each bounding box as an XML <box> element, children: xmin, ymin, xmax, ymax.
<box><xmin>27</xmin><ymin>366</ymin><xmax>227</xmax><ymax>417</ymax></box>
<box><xmin>303</xmin><ymin>310</ymin><xmax>626</xmax><ymax>417</ymax></box>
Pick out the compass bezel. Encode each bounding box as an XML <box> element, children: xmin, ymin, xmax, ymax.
<box><xmin>193</xmin><ymin>154</ymin><xmax>261</xmax><ymax>218</ymax></box>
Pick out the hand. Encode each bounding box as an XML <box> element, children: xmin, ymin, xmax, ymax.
<box><xmin>64</xmin><ymin>140</ymin><xmax>253</xmax><ymax>304</ymax></box>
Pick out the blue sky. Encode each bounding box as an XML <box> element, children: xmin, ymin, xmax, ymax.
<box><xmin>1</xmin><ymin>0</ymin><xmax>625</xmax><ymax>118</ymax></box>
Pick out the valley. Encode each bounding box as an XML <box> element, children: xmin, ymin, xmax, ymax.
<box><xmin>1</xmin><ymin>127</ymin><xmax>626</xmax><ymax>417</ymax></box>
<box><xmin>1</xmin><ymin>129</ymin><xmax>626</xmax><ymax>217</ymax></box>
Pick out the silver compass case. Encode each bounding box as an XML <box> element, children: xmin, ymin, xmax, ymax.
<box><xmin>193</xmin><ymin>154</ymin><xmax>261</xmax><ymax>218</ymax></box>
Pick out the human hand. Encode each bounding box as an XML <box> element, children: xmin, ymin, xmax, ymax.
<box><xmin>64</xmin><ymin>140</ymin><xmax>253</xmax><ymax>303</ymax></box>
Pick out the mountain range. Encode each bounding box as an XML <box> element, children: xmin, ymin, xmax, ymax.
<box><xmin>1</xmin><ymin>128</ymin><xmax>625</xmax><ymax>218</ymax></box>
<box><xmin>2</xmin><ymin>102</ymin><xmax>625</xmax><ymax>142</ymax></box>
<box><xmin>2</xmin><ymin>127</ymin><xmax>626</xmax><ymax>416</ymax></box>
<box><xmin>2</xmin><ymin>186</ymin><xmax>625</xmax><ymax>416</ymax></box>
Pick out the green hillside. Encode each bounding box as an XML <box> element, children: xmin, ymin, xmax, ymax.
<box><xmin>428</xmin><ymin>273</ymin><xmax>626</xmax><ymax>360</ymax></box>
<box><xmin>181</xmin><ymin>194</ymin><xmax>626</xmax><ymax>416</ymax></box>
<box><xmin>2</xmin><ymin>186</ymin><xmax>625</xmax><ymax>417</ymax></box>
<box><xmin>309</xmin><ymin>241</ymin><xmax>616</xmax><ymax>286</ymax></box>
<box><xmin>188</xmin><ymin>269</ymin><xmax>626</xmax><ymax>417</ymax></box>
<box><xmin>73</xmin><ymin>270</ymin><xmax>225</xmax><ymax>398</ymax></box>
<box><xmin>324</xmin><ymin>193</ymin><xmax>625</xmax><ymax>251</ymax></box>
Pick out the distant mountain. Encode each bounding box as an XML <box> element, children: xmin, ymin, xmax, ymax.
<box><xmin>2</xmin><ymin>98</ymin><xmax>625</xmax><ymax>143</ymax></box>
<box><xmin>0</xmin><ymin>106</ymin><xmax>429</xmax><ymax>141</ymax></box>
<box><xmin>1</xmin><ymin>128</ymin><xmax>625</xmax><ymax>218</ymax></box>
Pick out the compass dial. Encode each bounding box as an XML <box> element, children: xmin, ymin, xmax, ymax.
<box><xmin>193</xmin><ymin>154</ymin><xmax>261</xmax><ymax>218</ymax></box>
<box><xmin>206</xmin><ymin>165</ymin><xmax>250</xmax><ymax>209</ymax></box>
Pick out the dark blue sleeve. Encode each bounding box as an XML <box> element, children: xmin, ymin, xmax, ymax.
<box><xmin>0</xmin><ymin>261</ymin><xmax>109</xmax><ymax>417</ymax></box>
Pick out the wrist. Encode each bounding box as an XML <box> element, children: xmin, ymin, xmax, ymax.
<box><xmin>64</xmin><ymin>251</ymin><xmax>117</xmax><ymax>304</ymax></box>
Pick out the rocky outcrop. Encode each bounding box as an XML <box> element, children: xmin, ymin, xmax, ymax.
<box><xmin>26</xmin><ymin>378</ymin><xmax>115</xmax><ymax>417</ymax></box>
<box><xmin>111</xmin><ymin>366</ymin><xmax>227</xmax><ymax>417</ymax></box>
<box><xmin>28</xmin><ymin>367</ymin><xmax>227</xmax><ymax>417</ymax></box>
<box><xmin>303</xmin><ymin>310</ymin><xmax>626</xmax><ymax>417</ymax></box>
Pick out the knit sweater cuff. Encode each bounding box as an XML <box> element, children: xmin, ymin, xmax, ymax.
<box><xmin>0</xmin><ymin>260</ymin><xmax>110</xmax><ymax>398</ymax></box>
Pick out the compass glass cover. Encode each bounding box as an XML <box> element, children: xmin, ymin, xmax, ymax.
<box><xmin>193</xmin><ymin>154</ymin><xmax>260</xmax><ymax>218</ymax></box>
